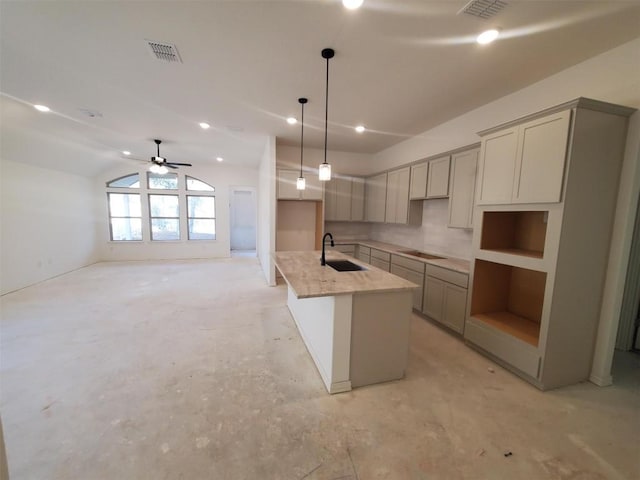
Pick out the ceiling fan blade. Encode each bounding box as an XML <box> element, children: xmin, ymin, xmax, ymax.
<box><xmin>167</xmin><ymin>162</ymin><xmax>192</xmax><ymax>167</ymax></box>
<box><xmin>165</xmin><ymin>163</ymin><xmax>179</xmax><ymax>169</ymax></box>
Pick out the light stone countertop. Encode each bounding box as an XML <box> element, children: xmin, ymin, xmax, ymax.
<box><xmin>332</xmin><ymin>239</ymin><xmax>471</xmax><ymax>274</ymax></box>
<box><xmin>273</xmin><ymin>251</ymin><xmax>419</xmax><ymax>299</ymax></box>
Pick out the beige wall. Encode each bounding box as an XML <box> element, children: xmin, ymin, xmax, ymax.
<box><xmin>0</xmin><ymin>159</ymin><xmax>100</xmax><ymax>295</ymax></box>
<box><xmin>258</xmin><ymin>137</ymin><xmax>277</xmax><ymax>285</ymax></box>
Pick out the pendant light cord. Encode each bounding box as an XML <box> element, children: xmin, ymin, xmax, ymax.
<box><xmin>323</xmin><ymin>55</ymin><xmax>329</xmax><ymax>165</ymax></box>
<box><xmin>300</xmin><ymin>101</ymin><xmax>305</xmax><ymax>177</ymax></box>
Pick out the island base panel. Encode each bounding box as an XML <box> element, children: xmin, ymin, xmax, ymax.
<box><xmin>350</xmin><ymin>291</ymin><xmax>412</xmax><ymax>388</ymax></box>
<box><xmin>287</xmin><ymin>289</ymin><xmax>352</xmax><ymax>394</ymax></box>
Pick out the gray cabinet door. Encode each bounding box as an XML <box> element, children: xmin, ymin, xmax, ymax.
<box><xmin>423</xmin><ymin>276</ymin><xmax>445</xmax><ymax>321</ymax></box>
<box><xmin>442</xmin><ymin>283</ymin><xmax>467</xmax><ymax>334</ymax></box>
<box><xmin>391</xmin><ymin>264</ymin><xmax>424</xmax><ymax>311</ymax></box>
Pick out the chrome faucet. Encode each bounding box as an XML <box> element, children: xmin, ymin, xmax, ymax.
<box><xmin>321</xmin><ymin>232</ymin><xmax>334</xmax><ymax>266</ymax></box>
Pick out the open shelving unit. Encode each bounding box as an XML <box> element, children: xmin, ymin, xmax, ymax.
<box><xmin>470</xmin><ymin>259</ymin><xmax>546</xmax><ymax>347</ymax></box>
<box><xmin>480</xmin><ymin>211</ymin><xmax>547</xmax><ymax>258</ymax></box>
<box><xmin>464</xmin><ymin>98</ymin><xmax>635</xmax><ymax>390</ymax></box>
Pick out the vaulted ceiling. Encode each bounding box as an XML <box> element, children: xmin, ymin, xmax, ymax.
<box><xmin>2</xmin><ymin>1</ymin><xmax>639</xmax><ymax>176</ymax></box>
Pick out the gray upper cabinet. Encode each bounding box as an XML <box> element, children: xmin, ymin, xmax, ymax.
<box><xmin>477</xmin><ymin>110</ymin><xmax>571</xmax><ymax>205</ymax></box>
<box><xmin>409</xmin><ymin>162</ymin><xmax>428</xmax><ymax>200</ymax></box>
<box><xmin>426</xmin><ymin>156</ymin><xmax>451</xmax><ymax>198</ymax></box>
<box><xmin>351</xmin><ymin>177</ymin><xmax>365</xmax><ymax>221</ymax></box>
<box><xmin>325</xmin><ymin>175</ymin><xmax>365</xmax><ymax>221</ymax></box>
<box><xmin>448</xmin><ymin>148</ymin><xmax>479</xmax><ymax>229</ymax></box>
<box><xmin>385</xmin><ymin>168</ymin><xmax>410</xmax><ymax>223</ymax></box>
<box><xmin>512</xmin><ymin>110</ymin><xmax>571</xmax><ymax>204</ymax></box>
<box><xmin>365</xmin><ymin>173</ymin><xmax>387</xmax><ymax>223</ymax></box>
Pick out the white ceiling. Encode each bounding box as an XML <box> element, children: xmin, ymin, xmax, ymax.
<box><xmin>1</xmin><ymin>1</ymin><xmax>639</xmax><ymax>177</ymax></box>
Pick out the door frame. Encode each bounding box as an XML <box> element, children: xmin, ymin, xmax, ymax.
<box><xmin>229</xmin><ymin>186</ymin><xmax>257</xmax><ymax>252</ymax></box>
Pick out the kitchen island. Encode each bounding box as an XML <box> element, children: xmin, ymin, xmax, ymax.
<box><xmin>273</xmin><ymin>250</ymin><xmax>418</xmax><ymax>394</ymax></box>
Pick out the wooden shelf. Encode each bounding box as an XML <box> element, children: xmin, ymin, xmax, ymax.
<box><xmin>482</xmin><ymin>248</ymin><xmax>543</xmax><ymax>259</ymax></box>
<box><xmin>481</xmin><ymin>211</ymin><xmax>547</xmax><ymax>258</ymax></box>
<box><xmin>473</xmin><ymin>312</ymin><xmax>540</xmax><ymax>347</ymax></box>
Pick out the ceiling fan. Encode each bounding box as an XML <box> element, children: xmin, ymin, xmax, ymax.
<box><xmin>149</xmin><ymin>139</ymin><xmax>192</xmax><ymax>174</ymax></box>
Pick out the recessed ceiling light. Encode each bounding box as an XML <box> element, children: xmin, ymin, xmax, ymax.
<box><xmin>477</xmin><ymin>29</ymin><xmax>500</xmax><ymax>45</ymax></box>
<box><xmin>286</xmin><ymin>117</ymin><xmax>297</xmax><ymax>125</ymax></box>
<box><xmin>216</xmin><ymin>157</ymin><xmax>224</xmax><ymax>162</ymax></box>
<box><xmin>122</xmin><ymin>150</ymin><xmax>131</xmax><ymax>156</ymax></box>
<box><xmin>343</xmin><ymin>0</ymin><xmax>364</xmax><ymax>10</ymax></box>
<box><xmin>199</xmin><ymin>122</ymin><xmax>210</xmax><ymax>129</ymax></box>
<box><xmin>34</xmin><ymin>104</ymin><xmax>50</xmax><ymax>112</ymax></box>
<box><xmin>355</xmin><ymin>125</ymin><xmax>366</xmax><ymax>133</ymax></box>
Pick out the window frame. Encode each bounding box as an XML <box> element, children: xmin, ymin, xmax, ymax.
<box><xmin>105</xmin><ymin>171</ymin><xmax>216</xmax><ymax>243</ymax></box>
<box><xmin>107</xmin><ymin>192</ymin><xmax>143</xmax><ymax>241</ymax></box>
<box><xmin>148</xmin><ymin>193</ymin><xmax>181</xmax><ymax>241</ymax></box>
<box><xmin>186</xmin><ymin>194</ymin><xmax>216</xmax><ymax>240</ymax></box>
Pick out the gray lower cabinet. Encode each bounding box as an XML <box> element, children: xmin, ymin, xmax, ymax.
<box><xmin>422</xmin><ymin>265</ymin><xmax>468</xmax><ymax>334</ymax></box>
<box><xmin>331</xmin><ymin>244</ymin><xmax>356</xmax><ymax>257</ymax></box>
<box><xmin>370</xmin><ymin>257</ymin><xmax>390</xmax><ymax>271</ymax></box>
<box><xmin>390</xmin><ymin>254</ymin><xmax>425</xmax><ymax>311</ymax></box>
<box><xmin>357</xmin><ymin>245</ymin><xmax>371</xmax><ymax>264</ymax></box>
<box><xmin>390</xmin><ymin>264</ymin><xmax>424</xmax><ymax>311</ymax></box>
<box><xmin>370</xmin><ymin>248</ymin><xmax>390</xmax><ymax>272</ymax></box>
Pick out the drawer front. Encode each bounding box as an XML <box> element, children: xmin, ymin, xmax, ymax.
<box><xmin>333</xmin><ymin>244</ymin><xmax>356</xmax><ymax>256</ymax></box>
<box><xmin>358</xmin><ymin>245</ymin><xmax>371</xmax><ymax>256</ymax></box>
<box><xmin>390</xmin><ymin>264</ymin><xmax>424</xmax><ymax>311</ymax></box>
<box><xmin>465</xmin><ymin>317</ymin><xmax>540</xmax><ymax>378</ymax></box>
<box><xmin>370</xmin><ymin>248</ymin><xmax>391</xmax><ymax>262</ymax></box>
<box><xmin>391</xmin><ymin>254</ymin><xmax>425</xmax><ymax>273</ymax></box>
<box><xmin>370</xmin><ymin>257</ymin><xmax>390</xmax><ymax>272</ymax></box>
<box><xmin>357</xmin><ymin>252</ymin><xmax>370</xmax><ymax>264</ymax></box>
<box><xmin>425</xmin><ymin>264</ymin><xmax>468</xmax><ymax>288</ymax></box>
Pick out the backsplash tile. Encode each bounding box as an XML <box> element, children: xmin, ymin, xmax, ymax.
<box><xmin>371</xmin><ymin>199</ymin><xmax>473</xmax><ymax>259</ymax></box>
<box><xmin>325</xmin><ymin>199</ymin><xmax>473</xmax><ymax>259</ymax></box>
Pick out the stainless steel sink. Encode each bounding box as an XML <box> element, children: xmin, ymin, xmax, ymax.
<box><xmin>326</xmin><ymin>260</ymin><xmax>366</xmax><ymax>272</ymax></box>
<box><xmin>398</xmin><ymin>250</ymin><xmax>444</xmax><ymax>260</ymax></box>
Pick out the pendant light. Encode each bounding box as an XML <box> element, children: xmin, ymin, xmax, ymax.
<box><xmin>319</xmin><ymin>48</ymin><xmax>334</xmax><ymax>181</ymax></box>
<box><xmin>296</xmin><ymin>97</ymin><xmax>308</xmax><ymax>190</ymax></box>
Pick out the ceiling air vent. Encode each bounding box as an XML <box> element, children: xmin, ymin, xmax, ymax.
<box><xmin>458</xmin><ymin>0</ymin><xmax>507</xmax><ymax>19</ymax></box>
<box><xmin>146</xmin><ymin>40</ymin><xmax>182</xmax><ymax>63</ymax></box>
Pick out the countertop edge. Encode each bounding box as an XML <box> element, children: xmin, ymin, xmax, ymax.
<box><xmin>331</xmin><ymin>240</ymin><xmax>471</xmax><ymax>274</ymax></box>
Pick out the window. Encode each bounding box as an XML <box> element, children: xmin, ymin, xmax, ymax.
<box><xmin>108</xmin><ymin>193</ymin><xmax>142</xmax><ymax>241</ymax></box>
<box><xmin>149</xmin><ymin>194</ymin><xmax>180</xmax><ymax>241</ymax></box>
<box><xmin>186</xmin><ymin>176</ymin><xmax>214</xmax><ymax>192</ymax></box>
<box><xmin>187</xmin><ymin>196</ymin><xmax>216</xmax><ymax>240</ymax></box>
<box><xmin>106</xmin><ymin>172</ymin><xmax>215</xmax><ymax>242</ymax></box>
<box><xmin>107</xmin><ymin>173</ymin><xmax>140</xmax><ymax>188</ymax></box>
<box><xmin>148</xmin><ymin>172</ymin><xmax>178</xmax><ymax>190</ymax></box>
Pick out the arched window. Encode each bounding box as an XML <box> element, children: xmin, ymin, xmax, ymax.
<box><xmin>106</xmin><ymin>172</ymin><xmax>215</xmax><ymax>242</ymax></box>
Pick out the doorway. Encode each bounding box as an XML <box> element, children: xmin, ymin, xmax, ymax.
<box><xmin>230</xmin><ymin>187</ymin><xmax>257</xmax><ymax>255</ymax></box>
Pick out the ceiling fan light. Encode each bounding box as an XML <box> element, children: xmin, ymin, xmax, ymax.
<box><xmin>149</xmin><ymin>164</ymin><xmax>159</xmax><ymax>174</ymax></box>
<box><xmin>157</xmin><ymin>165</ymin><xmax>169</xmax><ymax>175</ymax></box>
<box><xmin>296</xmin><ymin>177</ymin><xmax>306</xmax><ymax>190</ymax></box>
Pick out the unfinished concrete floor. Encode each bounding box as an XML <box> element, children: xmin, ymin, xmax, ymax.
<box><xmin>1</xmin><ymin>259</ymin><xmax>638</xmax><ymax>479</ymax></box>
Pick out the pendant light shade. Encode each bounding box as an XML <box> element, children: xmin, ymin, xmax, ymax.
<box><xmin>297</xmin><ymin>97</ymin><xmax>308</xmax><ymax>190</ymax></box>
<box><xmin>319</xmin><ymin>48</ymin><xmax>334</xmax><ymax>182</ymax></box>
